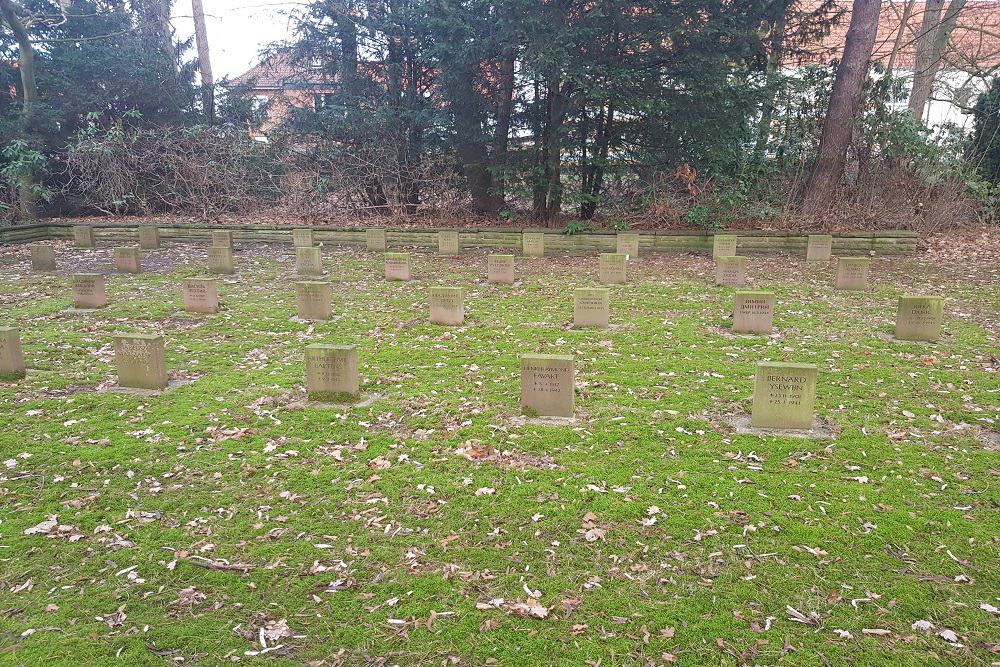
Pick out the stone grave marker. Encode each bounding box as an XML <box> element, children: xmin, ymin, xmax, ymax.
<box><xmin>751</xmin><ymin>362</ymin><xmax>817</xmax><ymax>429</ymax></box>
<box><xmin>574</xmin><ymin>288</ymin><xmax>610</xmax><ymax>328</ymax></box>
<box><xmin>428</xmin><ymin>287</ymin><xmax>464</xmax><ymax>325</ymax></box>
<box><xmin>715</xmin><ymin>256</ymin><xmax>747</xmax><ymax>287</ymax></box>
<box><xmin>0</xmin><ymin>327</ymin><xmax>25</xmax><ymax>381</ymax></box>
<box><xmin>295</xmin><ymin>281</ymin><xmax>332</xmax><ymax>320</ymax></box>
<box><xmin>212</xmin><ymin>230</ymin><xmax>233</xmax><ymax>248</ymax></box>
<box><xmin>73</xmin><ymin>225</ymin><xmax>96</xmax><ymax>248</ymax></box>
<box><xmin>806</xmin><ymin>234</ymin><xmax>833</xmax><ymax>261</ymax></box>
<box><xmin>616</xmin><ymin>233</ymin><xmax>639</xmax><ymax>258</ymax></box>
<box><xmin>305</xmin><ymin>344</ymin><xmax>359</xmax><ymax>401</ymax></box>
<box><xmin>292</xmin><ymin>229</ymin><xmax>314</xmax><ymax>247</ymax></box>
<box><xmin>114</xmin><ymin>334</ymin><xmax>167</xmax><ymax>390</ymax></box>
<box><xmin>385</xmin><ymin>252</ymin><xmax>411</xmax><ymax>281</ymax></box>
<box><xmin>296</xmin><ymin>247</ymin><xmax>324</xmax><ymax>275</ymax></box>
<box><xmin>138</xmin><ymin>226</ymin><xmax>160</xmax><ymax>249</ymax></box>
<box><xmin>835</xmin><ymin>257</ymin><xmax>869</xmax><ymax>290</ymax></box>
<box><xmin>183</xmin><ymin>278</ymin><xmax>219</xmax><ymax>314</ymax></box>
<box><xmin>712</xmin><ymin>234</ymin><xmax>737</xmax><ymax>258</ymax></box>
<box><xmin>599</xmin><ymin>253</ymin><xmax>627</xmax><ymax>284</ymax></box>
<box><xmin>523</xmin><ymin>232</ymin><xmax>544</xmax><ymax>257</ymax></box>
<box><xmin>438</xmin><ymin>230</ymin><xmax>459</xmax><ymax>256</ymax></box>
<box><xmin>521</xmin><ymin>354</ymin><xmax>575</xmax><ymax>417</ymax></box>
<box><xmin>733</xmin><ymin>291</ymin><xmax>775</xmax><ymax>334</ymax></box>
<box><xmin>207</xmin><ymin>246</ymin><xmax>235</xmax><ymax>274</ymax></box>
<box><xmin>114</xmin><ymin>248</ymin><xmax>142</xmax><ymax>273</ymax></box>
<box><xmin>30</xmin><ymin>246</ymin><xmax>56</xmax><ymax>271</ymax></box>
<box><xmin>72</xmin><ymin>274</ymin><xmax>107</xmax><ymax>309</ymax></box>
<box><xmin>488</xmin><ymin>254</ymin><xmax>515</xmax><ymax>284</ymax></box>
<box><xmin>367</xmin><ymin>228</ymin><xmax>387</xmax><ymax>251</ymax></box>
<box><xmin>895</xmin><ymin>295</ymin><xmax>943</xmax><ymax>341</ymax></box>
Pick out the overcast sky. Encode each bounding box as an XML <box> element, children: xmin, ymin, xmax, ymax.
<box><xmin>171</xmin><ymin>1</ymin><xmax>302</xmax><ymax>80</ymax></box>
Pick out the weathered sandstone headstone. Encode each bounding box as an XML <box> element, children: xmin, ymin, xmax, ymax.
<box><xmin>0</xmin><ymin>327</ymin><xmax>25</xmax><ymax>381</ymax></box>
<box><xmin>713</xmin><ymin>234</ymin><xmax>737</xmax><ymax>258</ymax></box>
<box><xmin>73</xmin><ymin>225</ymin><xmax>96</xmax><ymax>248</ymax></box>
<box><xmin>715</xmin><ymin>256</ymin><xmax>747</xmax><ymax>287</ymax></box>
<box><xmin>114</xmin><ymin>248</ymin><xmax>142</xmax><ymax>273</ymax></box>
<box><xmin>835</xmin><ymin>257</ymin><xmax>869</xmax><ymax>290</ymax></box>
<box><xmin>733</xmin><ymin>291</ymin><xmax>775</xmax><ymax>334</ymax></box>
<box><xmin>30</xmin><ymin>246</ymin><xmax>56</xmax><ymax>271</ymax></box>
<box><xmin>574</xmin><ymin>288</ymin><xmax>610</xmax><ymax>328</ymax></box>
<box><xmin>751</xmin><ymin>362</ymin><xmax>817</xmax><ymax>429</ymax></box>
<box><xmin>616</xmin><ymin>233</ymin><xmax>639</xmax><ymax>257</ymax></box>
<box><xmin>488</xmin><ymin>254</ymin><xmax>515</xmax><ymax>284</ymax></box>
<box><xmin>366</xmin><ymin>228</ymin><xmax>387</xmax><ymax>251</ymax></box>
<box><xmin>295</xmin><ymin>281</ymin><xmax>332</xmax><ymax>320</ymax></box>
<box><xmin>296</xmin><ymin>247</ymin><xmax>324</xmax><ymax>275</ymax></box>
<box><xmin>438</xmin><ymin>230</ymin><xmax>459</xmax><ymax>256</ymax></box>
<box><xmin>138</xmin><ymin>226</ymin><xmax>160</xmax><ymax>249</ymax></box>
<box><xmin>521</xmin><ymin>354</ymin><xmax>575</xmax><ymax>417</ymax></box>
<box><xmin>207</xmin><ymin>246</ymin><xmax>235</xmax><ymax>274</ymax></box>
<box><xmin>599</xmin><ymin>253</ymin><xmax>627</xmax><ymax>284</ymax></box>
<box><xmin>113</xmin><ymin>334</ymin><xmax>167</xmax><ymax>390</ymax></box>
<box><xmin>522</xmin><ymin>232</ymin><xmax>544</xmax><ymax>257</ymax></box>
<box><xmin>806</xmin><ymin>234</ymin><xmax>833</xmax><ymax>261</ymax></box>
<box><xmin>292</xmin><ymin>229</ymin><xmax>314</xmax><ymax>247</ymax></box>
<box><xmin>305</xmin><ymin>344</ymin><xmax>359</xmax><ymax>402</ymax></box>
<box><xmin>72</xmin><ymin>274</ymin><xmax>107</xmax><ymax>309</ymax></box>
<box><xmin>428</xmin><ymin>287</ymin><xmax>464</xmax><ymax>325</ymax></box>
<box><xmin>385</xmin><ymin>252</ymin><xmax>410</xmax><ymax>281</ymax></box>
<box><xmin>212</xmin><ymin>230</ymin><xmax>233</xmax><ymax>248</ymax></box>
<box><xmin>895</xmin><ymin>295</ymin><xmax>943</xmax><ymax>341</ymax></box>
<box><xmin>183</xmin><ymin>278</ymin><xmax>219</xmax><ymax>314</ymax></box>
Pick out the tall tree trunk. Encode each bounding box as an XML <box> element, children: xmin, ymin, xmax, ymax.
<box><xmin>191</xmin><ymin>0</ymin><xmax>214</xmax><ymax>121</ymax></box>
<box><xmin>580</xmin><ymin>103</ymin><xmax>613</xmax><ymax>220</ymax></box>
<box><xmin>801</xmin><ymin>0</ymin><xmax>882</xmax><ymax>215</ymax></box>
<box><xmin>885</xmin><ymin>0</ymin><xmax>916</xmax><ymax>77</ymax></box>
<box><xmin>753</xmin><ymin>7</ymin><xmax>788</xmax><ymax>161</ymax></box>
<box><xmin>491</xmin><ymin>46</ymin><xmax>515</xmax><ymax>212</ymax></box>
<box><xmin>910</xmin><ymin>0</ymin><xmax>967</xmax><ymax>120</ymax></box>
<box><xmin>544</xmin><ymin>79</ymin><xmax>568</xmax><ymax>224</ymax></box>
<box><xmin>0</xmin><ymin>0</ymin><xmax>39</xmax><ymax>219</ymax></box>
<box><xmin>531</xmin><ymin>78</ymin><xmax>548</xmax><ymax>218</ymax></box>
<box><xmin>908</xmin><ymin>0</ymin><xmax>944</xmax><ymax>119</ymax></box>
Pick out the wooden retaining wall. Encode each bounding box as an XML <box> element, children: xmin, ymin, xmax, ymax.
<box><xmin>0</xmin><ymin>223</ymin><xmax>918</xmax><ymax>255</ymax></box>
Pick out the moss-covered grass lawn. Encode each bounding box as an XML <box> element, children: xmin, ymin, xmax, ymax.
<box><xmin>1</xmin><ymin>239</ymin><xmax>998</xmax><ymax>667</ymax></box>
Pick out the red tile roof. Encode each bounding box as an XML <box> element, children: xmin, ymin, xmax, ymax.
<box><xmin>788</xmin><ymin>0</ymin><xmax>1000</xmax><ymax>69</ymax></box>
<box><xmin>228</xmin><ymin>51</ymin><xmax>339</xmax><ymax>89</ymax></box>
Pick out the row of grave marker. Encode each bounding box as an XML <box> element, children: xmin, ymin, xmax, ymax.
<box><xmin>64</xmin><ymin>225</ymin><xmax>845</xmax><ymax>260</ymax></box>
<box><xmin>0</xmin><ymin>327</ymin><xmax>816</xmax><ymax>428</ymax></box>
<box><xmin>43</xmin><ymin>266</ymin><xmax>944</xmax><ymax>341</ymax></box>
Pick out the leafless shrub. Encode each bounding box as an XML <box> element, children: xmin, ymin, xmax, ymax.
<box><xmin>66</xmin><ymin>123</ymin><xmax>284</xmax><ymax>218</ymax></box>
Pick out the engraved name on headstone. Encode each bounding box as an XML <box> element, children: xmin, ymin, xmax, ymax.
<box><xmin>895</xmin><ymin>295</ymin><xmax>944</xmax><ymax>341</ymax></box>
<box><xmin>520</xmin><ymin>354</ymin><xmax>575</xmax><ymax>417</ymax></box>
<box><xmin>712</xmin><ymin>234</ymin><xmax>737</xmax><ymax>259</ymax></box>
<box><xmin>733</xmin><ymin>290</ymin><xmax>775</xmax><ymax>334</ymax></box>
<box><xmin>305</xmin><ymin>344</ymin><xmax>359</xmax><ymax>401</ymax></box>
<box><xmin>72</xmin><ymin>274</ymin><xmax>107</xmax><ymax>309</ymax></box>
<box><xmin>522</xmin><ymin>232</ymin><xmax>545</xmax><ymax>258</ymax></box>
<box><xmin>751</xmin><ymin>362</ymin><xmax>817</xmax><ymax>429</ymax></box>
<box><xmin>835</xmin><ymin>257</ymin><xmax>870</xmax><ymax>290</ymax></box>
<box><xmin>183</xmin><ymin>278</ymin><xmax>219</xmax><ymax>314</ymax></box>
<box><xmin>429</xmin><ymin>287</ymin><xmax>464</xmax><ymax>325</ymax></box>
<box><xmin>113</xmin><ymin>334</ymin><xmax>168</xmax><ymax>390</ymax></box>
<box><xmin>295</xmin><ymin>281</ymin><xmax>332</xmax><ymax>320</ymax></box>
<box><xmin>438</xmin><ymin>230</ymin><xmax>459</xmax><ymax>256</ymax></box>
<box><xmin>574</xmin><ymin>288</ymin><xmax>610</xmax><ymax>328</ymax></box>
<box><xmin>487</xmin><ymin>254</ymin><xmax>515</xmax><ymax>284</ymax></box>
<box><xmin>385</xmin><ymin>253</ymin><xmax>411</xmax><ymax>281</ymax></box>
<box><xmin>599</xmin><ymin>253</ymin><xmax>627</xmax><ymax>284</ymax></box>
<box><xmin>715</xmin><ymin>256</ymin><xmax>747</xmax><ymax>287</ymax></box>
